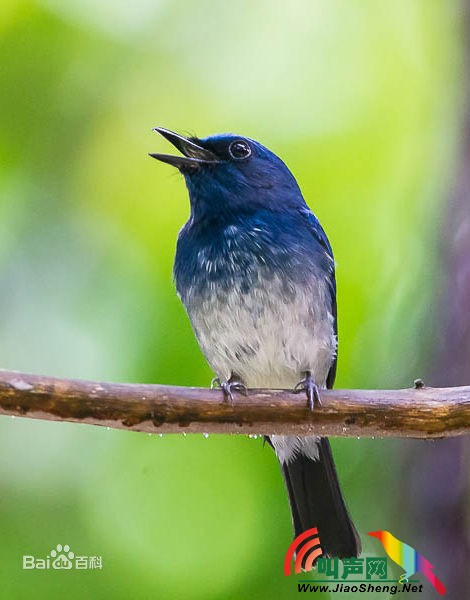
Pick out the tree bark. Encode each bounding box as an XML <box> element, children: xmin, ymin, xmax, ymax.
<box><xmin>0</xmin><ymin>369</ymin><xmax>469</xmax><ymax>437</ymax></box>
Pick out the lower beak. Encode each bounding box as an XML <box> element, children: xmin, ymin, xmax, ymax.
<box><xmin>149</xmin><ymin>127</ymin><xmax>219</xmax><ymax>169</ymax></box>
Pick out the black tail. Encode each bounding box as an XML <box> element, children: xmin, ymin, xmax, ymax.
<box><xmin>278</xmin><ymin>437</ymin><xmax>361</xmax><ymax>558</ymax></box>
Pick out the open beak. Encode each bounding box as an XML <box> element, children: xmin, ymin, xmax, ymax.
<box><xmin>149</xmin><ymin>127</ymin><xmax>219</xmax><ymax>169</ymax></box>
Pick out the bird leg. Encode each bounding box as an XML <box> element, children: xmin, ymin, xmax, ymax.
<box><xmin>294</xmin><ymin>371</ymin><xmax>321</xmax><ymax>411</ymax></box>
<box><xmin>211</xmin><ymin>374</ymin><xmax>247</xmax><ymax>405</ymax></box>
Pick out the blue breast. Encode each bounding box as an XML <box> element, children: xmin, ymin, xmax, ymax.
<box><xmin>174</xmin><ymin>207</ymin><xmax>335</xmax><ymax>307</ymax></box>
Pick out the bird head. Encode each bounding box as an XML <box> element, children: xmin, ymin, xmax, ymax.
<box><xmin>368</xmin><ymin>531</ymin><xmax>387</xmax><ymax>542</ymax></box>
<box><xmin>150</xmin><ymin>127</ymin><xmax>307</xmax><ymax>222</ymax></box>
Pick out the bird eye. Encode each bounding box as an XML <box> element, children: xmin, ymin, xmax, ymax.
<box><xmin>228</xmin><ymin>140</ymin><xmax>252</xmax><ymax>160</ymax></box>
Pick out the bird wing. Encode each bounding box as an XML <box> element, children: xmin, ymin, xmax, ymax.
<box><xmin>300</xmin><ymin>209</ymin><xmax>338</xmax><ymax>389</ymax></box>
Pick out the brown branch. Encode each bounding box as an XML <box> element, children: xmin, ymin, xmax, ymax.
<box><xmin>0</xmin><ymin>369</ymin><xmax>469</xmax><ymax>438</ymax></box>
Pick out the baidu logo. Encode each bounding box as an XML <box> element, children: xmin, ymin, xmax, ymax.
<box><xmin>22</xmin><ymin>544</ymin><xmax>103</xmax><ymax>570</ymax></box>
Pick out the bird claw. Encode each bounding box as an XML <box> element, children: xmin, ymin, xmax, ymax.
<box><xmin>294</xmin><ymin>371</ymin><xmax>321</xmax><ymax>411</ymax></box>
<box><xmin>212</xmin><ymin>376</ymin><xmax>247</xmax><ymax>405</ymax></box>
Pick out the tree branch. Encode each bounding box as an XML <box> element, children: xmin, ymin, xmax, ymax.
<box><xmin>0</xmin><ymin>369</ymin><xmax>469</xmax><ymax>438</ymax></box>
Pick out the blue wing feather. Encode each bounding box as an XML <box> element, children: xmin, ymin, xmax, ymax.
<box><xmin>300</xmin><ymin>208</ymin><xmax>337</xmax><ymax>389</ymax></box>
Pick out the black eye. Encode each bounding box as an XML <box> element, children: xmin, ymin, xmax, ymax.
<box><xmin>228</xmin><ymin>140</ymin><xmax>252</xmax><ymax>160</ymax></box>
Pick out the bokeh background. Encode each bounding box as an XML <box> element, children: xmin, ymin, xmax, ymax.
<box><xmin>0</xmin><ymin>1</ymin><xmax>469</xmax><ymax>598</ymax></box>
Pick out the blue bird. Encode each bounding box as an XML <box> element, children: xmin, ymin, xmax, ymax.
<box><xmin>150</xmin><ymin>128</ymin><xmax>361</xmax><ymax>558</ymax></box>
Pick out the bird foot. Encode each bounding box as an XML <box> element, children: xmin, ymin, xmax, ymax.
<box><xmin>211</xmin><ymin>376</ymin><xmax>247</xmax><ymax>405</ymax></box>
<box><xmin>294</xmin><ymin>371</ymin><xmax>321</xmax><ymax>411</ymax></box>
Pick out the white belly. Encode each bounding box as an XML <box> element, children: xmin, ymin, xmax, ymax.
<box><xmin>185</xmin><ymin>273</ymin><xmax>336</xmax><ymax>389</ymax></box>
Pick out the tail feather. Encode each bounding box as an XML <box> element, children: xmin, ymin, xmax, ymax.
<box><xmin>274</xmin><ymin>436</ymin><xmax>361</xmax><ymax>558</ymax></box>
<box><xmin>420</xmin><ymin>558</ymin><xmax>446</xmax><ymax>596</ymax></box>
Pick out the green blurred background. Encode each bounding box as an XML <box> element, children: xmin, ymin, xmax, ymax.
<box><xmin>0</xmin><ymin>1</ymin><xmax>468</xmax><ymax>598</ymax></box>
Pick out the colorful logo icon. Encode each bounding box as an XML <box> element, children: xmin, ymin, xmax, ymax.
<box><xmin>368</xmin><ymin>531</ymin><xmax>446</xmax><ymax>595</ymax></box>
<box><xmin>284</xmin><ymin>527</ymin><xmax>323</xmax><ymax>575</ymax></box>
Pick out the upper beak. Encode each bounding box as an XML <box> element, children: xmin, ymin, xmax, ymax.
<box><xmin>149</xmin><ymin>127</ymin><xmax>219</xmax><ymax>169</ymax></box>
